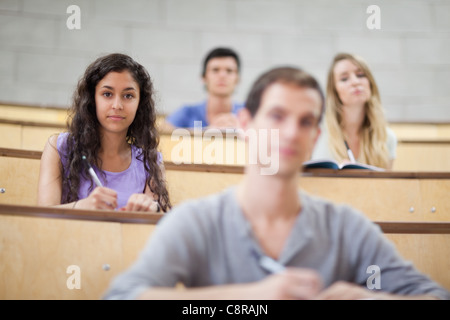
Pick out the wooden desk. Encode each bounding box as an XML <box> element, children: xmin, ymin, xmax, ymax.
<box><xmin>2</xmin><ymin>105</ymin><xmax>450</xmax><ymax>171</ymax></box>
<box><xmin>299</xmin><ymin>169</ymin><xmax>450</xmax><ymax>222</ymax></box>
<box><xmin>2</xmin><ymin>103</ymin><xmax>449</xmax><ymax>140</ymax></box>
<box><xmin>159</xmin><ymin>129</ymin><xmax>246</xmax><ymax>166</ymax></box>
<box><xmin>165</xmin><ymin>162</ymin><xmax>450</xmax><ymax>222</ymax></box>
<box><xmin>1</xmin><ymin>203</ymin><xmax>449</xmax><ymax>300</ymax></box>
<box><xmin>0</xmin><ymin>204</ymin><xmax>160</xmax><ymax>300</ymax></box>
<box><xmin>2</xmin><ymin>147</ymin><xmax>450</xmax><ymax>222</ymax></box>
<box><xmin>162</xmin><ymin>130</ymin><xmax>450</xmax><ymax>171</ymax></box>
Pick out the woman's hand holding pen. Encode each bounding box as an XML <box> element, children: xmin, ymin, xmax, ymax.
<box><xmin>120</xmin><ymin>193</ymin><xmax>160</xmax><ymax>213</ymax></box>
<box><xmin>75</xmin><ymin>187</ymin><xmax>118</xmax><ymax>210</ymax></box>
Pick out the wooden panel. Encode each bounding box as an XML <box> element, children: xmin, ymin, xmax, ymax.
<box><xmin>162</xmin><ymin>133</ymin><xmax>450</xmax><ymax>171</ymax></box>
<box><xmin>2</xmin><ymin>148</ymin><xmax>450</xmax><ymax>223</ymax></box>
<box><xmin>0</xmin><ymin>104</ymin><xmax>168</xmax><ymax>131</ymax></box>
<box><xmin>159</xmin><ymin>132</ymin><xmax>246</xmax><ymax>166</ymax></box>
<box><xmin>394</xmin><ymin>142</ymin><xmax>450</xmax><ymax>172</ymax></box>
<box><xmin>166</xmin><ymin>169</ymin><xmax>450</xmax><ymax>221</ymax></box>
<box><xmin>1</xmin><ymin>206</ymin><xmax>449</xmax><ymax>299</ymax></box>
<box><xmin>0</xmin><ymin>123</ymin><xmax>21</xmax><ymax>148</ymax></box>
<box><xmin>166</xmin><ymin>169</ymin><xmax>243</xmax><ymax>205</ymax></box>
<box><xmin>386</xmin><ymin>233</ymin><xmax>450</xmax><ymax>290</ymax></box>
<box><xmin>2</xmin><ymin>116</ymin><xmax>450</xmax><ymax>173</ymax></box>
<box><xmin>0</xmin><ymin>214</ymin><xmax>123</xmax><ymax>300</ymax></box>
<box><xmin>300</xmin><ymin>177</ymin><xmax>423</xmax><ymax>221</ymax></box>
<box><xmin>0</xmin><ymin>121</ymin><xmax>65</xmax><ymax>150</ymax></box>
<box><xmin>0</xmin><ymin>156</ymin><xmax>40</xmax><ymax>205</ymax></box>
<box><xmin>121</xmin><ymin>223</ymin><xmax>156</xmax><ymax>269</ymax></box>
<box><xmin>389</xmin><ymin>123</ymin><xmax>450</xmax><ymax>141</ymax></box>
<box><xmin>22</xmin><ymin>127</ymin><xmax>64</xmax><ymax>151</ymax></box>
<box><xmin>437</xmin><ymin>125</ymin><xmax>450</xmax><ymax>139</ymax></box>
<box><xmin>390</xmin><ymin>124</ymin><xmax>441</xmax><ymax>140</ymax></box>
<box><xmin>0</xmin><ymin>104</ymin><xmax>68</xmax><ymax>125</ymax></box>
<box><xmin>419</xmin><ymin>180</ymin><xmax>450</xmax><ymax>222</ymax></box>
<box><xmin>0</xmin><ymin>204</ymin><xmax>161</xmax><ymax>300</ymax></box>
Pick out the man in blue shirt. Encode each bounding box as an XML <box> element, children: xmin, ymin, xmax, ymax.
<box><xmin>163</xmin><ymin>47</ymin><xmax>243</xmax><ymax>130</ymax></box>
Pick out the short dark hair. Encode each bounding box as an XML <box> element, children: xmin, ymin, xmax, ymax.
<box><xmin>244</xmin><ymin>66</ymin><xmax>325</xmax><ymax>122</ymax></box>
<box><xmin>202</xmin><ymin>47</ymin><xmax>240</xmax><ymax>77</ymax></box>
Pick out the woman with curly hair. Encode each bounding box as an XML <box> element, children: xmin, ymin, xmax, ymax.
<box><xmin>311</xmin><ymin>53</ymin><xmax>397</xmax><ymax>170</ymax></box>
<box><xmin>38</xmin><ymin>53</ymin><xmax>171</xmax><ymax>212</ymax></box>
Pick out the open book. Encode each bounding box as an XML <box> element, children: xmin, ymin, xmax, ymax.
<box><xmin>302</xmin><ymin>159</ymin><xmax>385</xmax><ymax>171</ymax></box>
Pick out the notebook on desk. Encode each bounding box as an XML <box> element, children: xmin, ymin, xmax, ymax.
<box><xmin>302</xmin><ymin>159</ymin><xmax>385</xmax><ymax>171</ymax></box>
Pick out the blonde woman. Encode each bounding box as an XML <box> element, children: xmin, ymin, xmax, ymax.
<box><xmin>311</xmin><ymin>53</ymin><xmax>397</xmax><ymax>170</ymax></box>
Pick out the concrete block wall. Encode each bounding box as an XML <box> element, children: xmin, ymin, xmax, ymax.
<box><xmin>0</xmin><ymin>0</ymin><xmax>449</xmax><ymax>122</ymax></box>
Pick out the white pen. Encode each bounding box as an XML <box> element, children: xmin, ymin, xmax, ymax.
<box><xmin>259</xmin><ymin>255</ymin><xmax>285</xmax><ymax>273</ymax></box>
<box><xmin>344</xmin><ymin>140</ymin><xmax>356</xmax><ymax>163</ymax></box>
<box><xmin>82</xmin><ymin>155</ymin><xmax>103</xmax><ymax>187</ymax></box>
<box><xmin>252</xmin><ymin>249</ymin><xmax>285</xmax><ymax>274</ymax></box>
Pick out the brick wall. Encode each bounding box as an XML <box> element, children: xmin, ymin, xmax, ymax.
<box><xmin>0</xmin><ymin>0</ymin><xmax>449</xmax><ymax>122</ymax></box>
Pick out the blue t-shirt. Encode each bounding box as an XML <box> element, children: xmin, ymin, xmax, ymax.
<box><xmin>166</xmin><ymin>100</ymin><xmax>244</xmax><ymax>128</ymax></box>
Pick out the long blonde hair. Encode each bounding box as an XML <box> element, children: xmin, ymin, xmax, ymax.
<box><xmin>325</xmin><ymin>53</ymin><xmax>389</xmax><ymax>168</ymax></box>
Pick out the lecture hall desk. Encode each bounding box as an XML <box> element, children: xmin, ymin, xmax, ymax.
<box><xmin>1</xmin><ymin>203</ymin><xmax>449</xmax><ymax>300</ymax></box>
<box><xmin>2</xmin><ymin>113</ymin><xmax>450</xmax><ymax>172</ymax></box>
<box><xmin>1</xmin><ymin>147</ymin><xmax>450</xmax><ymax>299</ymax></box>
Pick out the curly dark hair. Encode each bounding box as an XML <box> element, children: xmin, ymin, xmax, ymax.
<box><xmin>62</xmin><ymin>53</ymin><xmax>171</xmax><ymax>211</ymax></box>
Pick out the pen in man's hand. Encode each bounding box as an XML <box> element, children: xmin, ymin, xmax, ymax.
<box><xmin>259</xmin><ymin>255</ymin><xmax>285</xmax><ymax>274</ymax></box>
<box><xmin>252</xmin><ymin>248</ymin><xmax>285</xmax><ymax>274</ymax></box>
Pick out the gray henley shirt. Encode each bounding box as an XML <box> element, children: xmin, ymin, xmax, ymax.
<box><xmin>103</xmin><ymin>186</ymin><xmax>450</xmax><ymax>300</ymax></box>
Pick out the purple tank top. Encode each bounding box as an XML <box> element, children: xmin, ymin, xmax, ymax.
<box><xmin>57</xmin><ymin>132</ymin><xmax>162</xmax><ymax>209</ymax></box>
